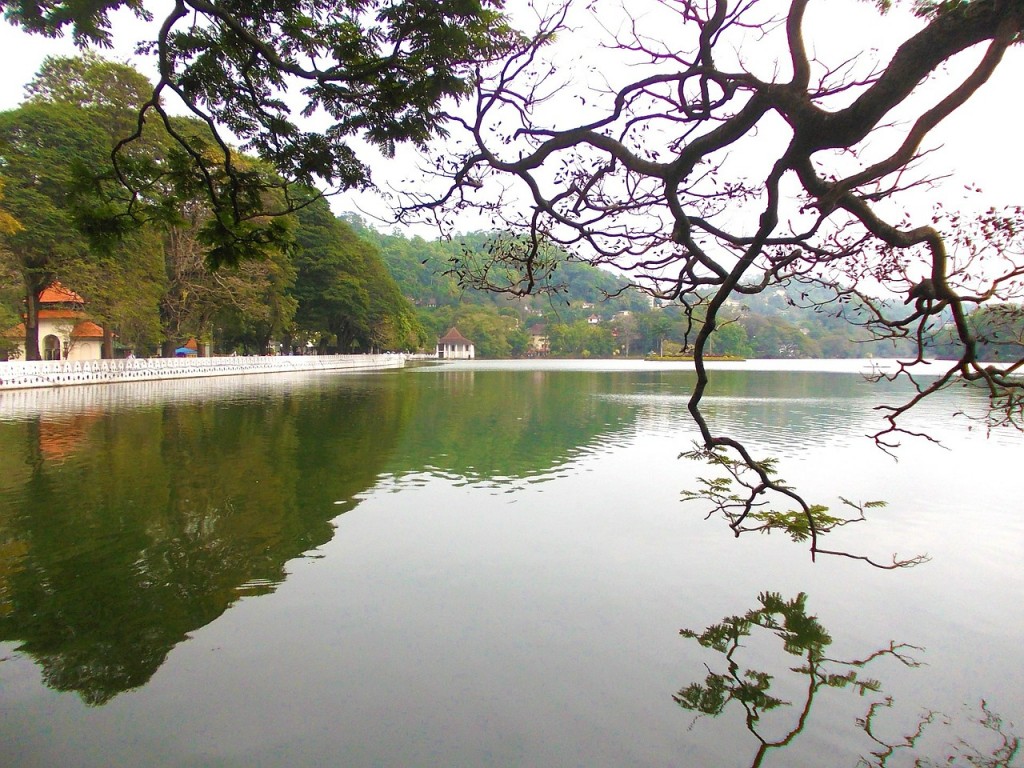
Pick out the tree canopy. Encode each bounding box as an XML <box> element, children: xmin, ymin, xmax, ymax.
<box><xmin>291</xmin><ymin>195</ymin><xmax>422</xmax><ymax>352</ymax></box>
<box><xmin>0</xmin><ymin>0</ymin><xmax>518</xmax><ymax>237</ymax></box>
<box><xmin>0</xmin><ymin>100</ymin><xmax>116</xmax><ymax>358</ymax></box>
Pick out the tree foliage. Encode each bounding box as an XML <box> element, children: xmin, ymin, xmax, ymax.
<box><xmin>0</xmin><ymin>101</ymin><xmax>113</xmax><ymax>358</ymax></box>
<box><xmin>18</xmin><ymin>54</ymin><xmax>167</xmax><ymax>356</ymax></box>
<box><xmin>291</xmin><ymin>195</ymin><xmax>421</xmax><ymax>352</ymax></box>
<box><xmin>25</xmin><ymin>51</ymin><xmax>154</xmax><ymax>139</ymax></box>
<box><xmin>399</xmin><ymin>0</ymin><xmax>1024</xmax><ymax>563</ymax></box>
<box><xmin>360</xmin><ymin>223</ymin><xmax>650</xmax><ymax>315</ymax></box>
<box><xmin>0</xmin><ymin>0</ymin><xmax>519</xmax><ymax>238</ymax></box>
<box><xmin>2</xmin><ymin>54</ymin><xmax>431</xmax><ymax>357</ymax></box>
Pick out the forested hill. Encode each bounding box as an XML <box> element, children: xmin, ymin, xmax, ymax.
<box><xmin>345</xmin><ymin>218</ymin><xmax>898</xmax><ymax>358</ymax></box>
<box><xmin>347</xmin><ymin>218</ymin><xmax>1021</xmax><ymax>361</ymax></box>
<box><xmin>348</xmin><ymin>220</ymin><xmax>650</xmax><ymax>315</ymax></box>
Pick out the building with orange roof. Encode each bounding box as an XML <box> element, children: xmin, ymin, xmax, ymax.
<box><xmin>4</xmin><ymin>282</ymin><xmax>106</xmax><ymax>361</ymax></box>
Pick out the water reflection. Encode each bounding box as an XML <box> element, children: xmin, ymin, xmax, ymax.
<box><xmin>677</xmin><ymin>593</ymin><xmax>1020</xmax><ymax>768</ymax></box>
<box><xmin>859</xmin><ymin>699</ymin><xmax>1021</xmax><ymax>767</ymax></box>
<box><xmin>381</xmin><ymin>368</ymin><xmax>647</xmax><ymax>485</ymax></box>
<box><xmin>0</xmin><ymin>375</ymin><xmax>411</xmax><ymax>704</ymax></box>
<box><xmin>0</xmin><ymin>363</ymin><xmax>1019</xmax><ymax>768</ymax></box>
<box><xmin>0</xmin><ymin>369</ymin><xmax>654</xmax><ymax>704</ymax></box>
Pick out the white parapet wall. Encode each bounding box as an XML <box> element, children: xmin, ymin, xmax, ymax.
<box><xmin>0</xmin><ymin>354</ymin><xmax>407</xmax><ymax>390</ymax></box>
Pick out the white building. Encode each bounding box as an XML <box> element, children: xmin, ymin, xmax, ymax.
<box><xmin>436</xmin><ymin>327</ymin><xmax>475</xmax><ymax>360</ymax></box>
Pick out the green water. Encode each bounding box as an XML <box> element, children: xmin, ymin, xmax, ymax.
<box><xmin>0</xmin><ymin>360</ymin><xmax>1021</xmax><ymax>767</ymax></box>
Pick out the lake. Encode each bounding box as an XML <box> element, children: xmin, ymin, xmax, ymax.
<box><xmin>1</xmin><ymin>359</ymin><xmax>1021</xmax><ymax>767</ymax></box>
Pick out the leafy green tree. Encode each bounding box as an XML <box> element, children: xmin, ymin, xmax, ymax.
<box><xmin>7</xmin><ymin>55</ymin><xmax>293</xmax><ymax>359</ymax></box>
<box><xmin>360</xmin><ymin>242</ymin><xmax>424</xmax><ymax>351</ymax></box>
<box><xmin>363</xmin><ymin>223</ymin><xmax>649</xmax><ymax>319</ymax></box>
<box><xmin>0</xmin><ymin>185</ymin><xmax>24</xmax><ymax>358</ymax></box>
<box><xmin>547</xmin><ymin>320</ymin><xmax>614</xmax><ymax>357</ymax></box>
<box><xmin>22</xmin><ymin>54</ymin><xmax>167</xmax><ymax>357</ymax></box>
<box><xmin>706</xmin><ymin>321</ymin><xmax>753</xmax><ymax>358</ymax></box>
<box><xmin>0</xmin><ymin>178</ymin><xmax>20</xmax><ymax>236</ymax></box>
<box><xmin>634</xmin><ymin>312</ymin><xmax>673</xmax><ymax>356</ymax></box>
<box><xmin>292</xmin><ymin>196</ymin><xmax>420</xmax><ymax>352</ymax></box>
<box><xmin>446</xmin><ymin>307</ymin><xmax>519</xmax><ymax>358</ymax></box>
<box><xmin>361</xmin><ymin>226</ymin><xmax>464</xmax><ymax>310</ymax></box>
<box><xmin>25</xmin><ymin>52</ymin><xmax>153</xmax><ymax>139</ymax></box>
<box><xmin>292</xmin><ymin>198</ymin><xmax>372</xmax><ymax>352</ymax></box>
<box><xmin>64</xmin><ymin>230</ymin><xmax>165</xmax><ymax>356</ymax></box>
<box><xmin>611</xmin><ymin>313</ymin><xmax>640</xmax><ymax>357</ymax></box>
<box><xmin>0</xmin><ymin>102</ymin><xmax>111</xmax><ymax>359</ymax></box>
<box><xmin>198</xmin><ymin>245</ymin><xmax>298</xmax><ymax>355</ymax></box>
<box><xmin>0</xmin><ymin>0</ymin><xmax>519</xmax><ymax>235</ymax></box>
<box><xmin>741</xmin><ymin>314</ymin><xmax>822</xmax><ymax>359</ymax></box>
<box><xmin>153</xmin><ymin>177</ymin><xmax>297</xmax><ymax>356</ymax></box>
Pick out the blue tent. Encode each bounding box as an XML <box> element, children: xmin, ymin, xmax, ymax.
<box><xmin>174</xmin><ymin>347</ymin><xmax>198</xmax><ymax>357</ymax></box>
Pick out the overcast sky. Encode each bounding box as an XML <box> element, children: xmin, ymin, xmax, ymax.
<box><xmin>0</xmin><ymin>0</ymin><xmax>1020</xmax><ymax>226</ymax></box>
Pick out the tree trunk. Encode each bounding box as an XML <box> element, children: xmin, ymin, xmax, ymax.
<box><xmin>102</xmin><ymin>327</ymin><xmax>114</xmax><ymax>359</ymax></box>
<box><xmin>23</xmin><ymin>287</ymin><xmax>41</xmax><ymax>361</ymax></box>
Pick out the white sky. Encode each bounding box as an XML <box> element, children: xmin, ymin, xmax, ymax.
<box><xmin>0</xmin><ymin>0</ymin><xmax>1020</xmax><ymax>229</ymax></box>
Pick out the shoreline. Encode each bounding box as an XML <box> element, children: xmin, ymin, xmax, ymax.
<box><xmin>0</xmin><ymin>353</ymin><xmax>418</xmax><ymax>391</ymax></box>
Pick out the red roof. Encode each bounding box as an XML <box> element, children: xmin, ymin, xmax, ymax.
<box><xmin>39</xmin><ymin>282</ymin><xmax>85</xmax><ymax>304</ymax></box>
<box><xmin>438</xmin><ymin>327</ymin><xmax>473</xmax><ymax>345</ymax></box>
<box><xmin>71</xmin><ymin>320</ymin><xmax>104</xmax><ymax>339</ymax></box>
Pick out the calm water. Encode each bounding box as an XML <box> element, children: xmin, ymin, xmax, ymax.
<box><xmin>0</xmin><ymin>360</ymin><xmax>1020</xmax><ymax>767</ymax></box>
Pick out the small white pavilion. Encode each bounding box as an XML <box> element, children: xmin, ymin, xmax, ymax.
<box><xmin>436</xmin><ymin>327</ymin><xmax>475</xmax><ymax>360</ymax></box>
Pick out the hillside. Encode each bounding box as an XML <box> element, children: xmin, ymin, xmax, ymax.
<box><xmin>346</xmin><ymin>219</ymin><xmax>1009</xmax><ymax>360</ymax></box>
<box><xmin>348</xmin><ymin>220</ymin><xmax>650</xmax><ymax>317</ymax></box>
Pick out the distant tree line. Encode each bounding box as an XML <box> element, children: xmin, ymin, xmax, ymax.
<box><xmin>358</xmin><ymin>221</ymin><xmax>1018</xmax><ymax>360</ymax></box>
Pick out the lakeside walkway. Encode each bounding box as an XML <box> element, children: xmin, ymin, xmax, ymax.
<box><xmin>0</xmin><ymin>354</ymin><xmax>414</xmax><ymax>391</ymax></box>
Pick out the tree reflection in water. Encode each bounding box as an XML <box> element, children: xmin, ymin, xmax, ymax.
<box><xmin>676</xmin><ymin>593</ymin><xmax>1020</xmax><ymax>768</ymax></box>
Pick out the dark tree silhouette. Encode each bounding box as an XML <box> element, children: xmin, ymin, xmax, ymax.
<box><xmin>398</xmin><ymin>0</ymin><xmax>1024</xmax><ymax>565</ymax></box>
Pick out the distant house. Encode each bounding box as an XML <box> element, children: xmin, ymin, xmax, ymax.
<box><xmin>437</xmin><ymin>327</ymin><xmax>475</xmax><ymax>359</ymax></box>
<box><xmin>526</xmin><ymin>323</ymin><xmax>550</xmax><ymax>355</ymax></box>
<box><xmin>4</xmin><ymin>283</ymin><xmax>105</xmax><ymax>361</ymax></box>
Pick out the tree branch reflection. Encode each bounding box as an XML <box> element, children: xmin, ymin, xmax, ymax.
<box><xmin>857</xmin><ymin>698</ymin><xmax>1021</xmax><ymax>768</ymax></box>
<box><xmin>676</xmin><ymin>592</ymin><xmax>1019</xmax><ymax>767</ymax></box>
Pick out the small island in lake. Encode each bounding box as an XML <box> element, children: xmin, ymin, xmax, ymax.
<box><xmin>645</xmin><ymin>352</ymin><xmax>746</xmax><ymax>362</ymax></box>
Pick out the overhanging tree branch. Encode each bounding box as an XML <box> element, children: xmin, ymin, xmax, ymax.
<box><xmin>399</xmin><ymin>0</ymin><xmax>1024</xmax><ymax>565</ymax></box>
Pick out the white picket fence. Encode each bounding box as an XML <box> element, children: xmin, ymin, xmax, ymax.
<box><xmin>0</xmin><ymin>354</ymin><xmax>408</xmax><ymax>390</ymax></box>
